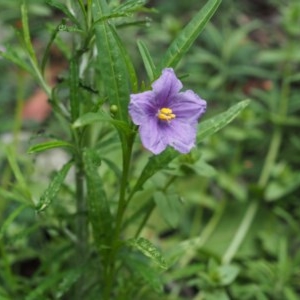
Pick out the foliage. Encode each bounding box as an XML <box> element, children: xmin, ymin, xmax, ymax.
<box><xmin>0</xmin><ymin>0</ymin><xmax>300</xmax><ymax>299</ymax></box>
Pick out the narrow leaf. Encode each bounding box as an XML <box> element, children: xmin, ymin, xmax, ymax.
<box><xmin>127</xmin><ymin>237</ymin><xmax>168</xmax><ymax>270</ymax></box>
<box><xmin>131</xmin><ymin>148</ymin><xmax>177</xmax><ymax>195</ymax></box>
<box><xmin>137</xmin><ymin>40</ymin><xmax>156</xmax><ymax>82</ymax></box>
<box><xmin>125</xmin><ymin>254</ymin><xmax>163</xmax><ymax>293</ymax></box>
<box><xmin>41</xmin><ymin>24</ymin><xmax>60</xmax><ymax>74</ymax></box>
<box><xmin>0</xmin><ymin>48</ymin><xmax>34</xmax><ymax>76</ymax></box>
<box><xmin>25</xmin><ymin>272</ymin><xmax>68</xmax><ymax>300</ymax></box>
<box><xmin>92</xmin><ymin>0</ymin><xmax>131</xmax><ymax>121</ymax></box>
<box><xmin>21</xmin><ymin>1</ymin><xmax>38</xmax><ymax>65</ymax></box>
<box><xmin>5</xmin><ymin>146</ymin><xmax>32</xmax><ymax>201</ymax></box>
<box><xmin>73</xmin><ymin>111</ymin><xmax>132</xmax><ymax>135</ymax></box>
<box><xmin>28</xmin><ymin>140</ymin><xmax>75</xmax><ymax>154</ymax></box>
<box><xmin>153</xmin><ymin>191</ymin><xmax>183</xmax><ymax>228</ymax></box>
<box><xmin>36</xmin><ymin>161</ymin><xmax>73</xmax><ymax>211</ymax></box>
<box><xmin>55</xmin><ymin>267</ymin><xmax>83</xmax><ymax>299</ymax></box>
<box><xmin>111</xmin><ymin>25</ymin><xmax>138</xmax><ymax>92</ymax></box>
<box><xmin>265</xmin><ymin>173</ymin><xmax>300</xmax><ymax>202</ymax></box>
<box><xmin>0</xmin><ymin>188</ymin><xmax>30</xmax><ymax>205</ymax></box>
<box><xmin>102</xmin><ymin>157</ymin><xmax>122</xmax><ymax>180</ymax></box>
<box><xmin>132</xmin><ymin>100</ymin><xmax>250</xmax><ymax>194</ymax></box>
<box><xmin>112</xmin><ymin>0</ymin><xmax>147</xmax><ymax>14</ymax></box>
<box><xmin>159</xmin><ymin>0</ymin><xmax>221</xmax><ymax>70</ymax></box>
<box><xmin>197</xmin><ymin>99</ymin><xmax>250</xmax><ymax>142</ymax></box>
<box><xmin>46</xmin><ymin>0</ymin><xmax>81</xmax><ymax>27</ymax></box>
<box><xmin>83</xmin><ymin>149</ymin><xmax>112</xmax><ymax>249</ymax></box>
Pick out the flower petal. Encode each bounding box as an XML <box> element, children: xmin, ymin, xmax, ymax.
<box><xmin>170</xmin><ymin>90</ymin><xmax>207</xmax><ymax>124</ymax></box>
<box><xmin>166</xmin><ymin>120</ymin><xmax>197</xmax><ymax>153</ymax></box>
<box><xmin>139</xmin><ymin>118</ymin><xmax>168</xmax><ymax>154</ymax></box>
<box><xmin>129</xmin><ymin>91</ymin><xmax>156</xmax><ymax>125</ymax></box>
<box><xmin>152</xmin><ymin>68</ymin><xmax>183</xmax><ymax>106</ymax></box>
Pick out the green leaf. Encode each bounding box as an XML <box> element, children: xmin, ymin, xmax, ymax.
<box><xmin>0</xmin><ymin>47</ymin><xmax>34</xmax><ymax>76</ymax></box>
<box><xmin>83</xmin><ymin>149</ymin><xmax>112</xmax><ymax>249</ymax></box>
<box><xmin>41</xmin><ymin>24</ymin><xmax>60</xmax><ymax>74</ymax></box>
<box><xmin>216</xmin><ymin>264</ymin><xmax>240</xmax><ymax>286</ymax></box>
<box><xmin>102</xmin><ymin>157</ymin><xmax>122</xmax><ymax>180</ymax></box>
<box><xmin>127</xmin><ymin>237</ymin><xmax>168</xmax><ymax>270</ymax></box>
<box><xmin>124</xmin><ymin>253</ymin><xmax>163</xmax><ymax>293</ymax></box>
<box><xmin>21</xmin><ymin>1</ymin><xmax>38</xmax><ymax>65</ymax></box>
<box><xmin>25</xmin><ymin>272</ymin><xmax>66</xmax><ymax>300</ymax></box>
<box><xmin>197</xmin><ymin>99</ymin><xmax>251</xmax><ymax>143</ymax></box>
<box><xmin>110</xmin><ymin>25</ymin><xmax>138</xmax><ymax>92</ymax></box>
<box><xmin>265</xmin><ymin>173</ymin><xmax>300</xmax><ymax>201</ymax></box>
<box><xmin>54</xmin><ymin>267</ymin><xmax>83</xmax><ymax>299</ymax></box>
<box><xmin>6</xmin><ymin>2</ymin><xmax>51</xmax><ymax>96</ymax></box>
<box><xmin>36</xmin><ymin>161</ymin><xmax>73</xmax><ymax>211</ymax></box>
<box><xmin>46</xmin><ymin>0</ymin><xmax>81</xmax><ymax>27</ymax></box>
<box><xmin>95</xmin><ymin>0</ymin><xmax>147</xmax><ymax>22</ymax></box>
<box><xmin>0</xmin><ymin>204</ymin><xmax>29</xmax><ymax>240</ymax></box>
<box><xmin>28</xmin><ymin>140</ymin><xmax>75</xmax><ymax>154</ymax></box>
<box><xmin>131</xmin><ymin>148</ymin><xmax>177</xmax><ymax>194</ymax></box>
<box><xmin>5</xmin><ymin>146</ymin><xmax>32</xmax><ymax>201</ymax></box>
<box><xmin>153</xmin><ymin>191</ymin><xmax>183</xmax><ymax>228</ymax></box>
<box><xmin>159</xmin><ymin>0</ymin><xmax>221</xmax><ymax>71</ymax></box>
<box><xmin>112</xmin><ymin>0</ymin><xmax>147</xmax><ymax>14</ymax></box>
<box><xmin>0</xmin><ymin>188</ymin><xmax>30</xmax><ymax>205</ymax></box>
<box><xmin>203</xmin><ymin>290</ymin><xmax>230</xmax><ymax>300</ymax></box>
<box><xmin>132</xmin><ymin>100</ymin><xmax>250</xmax><ymax>194</ymax></box>
<box><xmin>92</xmin><ymin>0</ymin><xmax>131</xmax><ymax>121</ymax></box>
<box><xmin>73</xmin><ymin>111</ymin><xmax>132</xmax><ymax>135</ymax></box>
<box><xmin>137</xmin><ymin>40</ymin><xmax>156</xmax><ymax>82</ymax></box>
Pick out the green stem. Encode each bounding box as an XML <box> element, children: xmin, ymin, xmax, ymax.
<box><xmin>75</xmin><ymin>158</ymin><xmax>87</xmax><ymax>258</ymax></box>
<box><xmin>104</xmin><ymin>134</ymin><xmax>134</xmax><ymax>300</ymax></box>
<box><xmin>13</xmin><ymin>72</ymin><xmax>25</xmax><ymax>148</ymax></box>
<box><xmin>73</xmin><ymin>129</ymin><xmax>88</xmax><ymax>299</ymax></box>
<box><xmin>222</xmin><ymin>200</ymin><xmax>258</xmax><ymax>264</ymax></box>
<box><xmin>28</xmin><ymin>54</ymin><xmax>52</xmax><ymax>97</ymax></box>
<box><xmin>198</xmin><ymin>200</ymin><xmax>227</xmax><ymax>247</ymax></box>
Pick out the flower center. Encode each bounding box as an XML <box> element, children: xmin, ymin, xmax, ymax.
<box><xmin>157</xmin><ymin>107</ymin><xmax>176</xmax><ymax>121</ymax></box>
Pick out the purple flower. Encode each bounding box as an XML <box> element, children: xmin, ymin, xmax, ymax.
<box><xmin>129</xmin><ymin>68</ymin><xmax>207</xmax><ymax>155</ymax></box>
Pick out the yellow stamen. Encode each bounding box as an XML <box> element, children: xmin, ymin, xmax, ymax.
<box><xmin>157</xmin><ymin>107</ymin><xmax>176</xmax><ymax>121</ymax></box>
